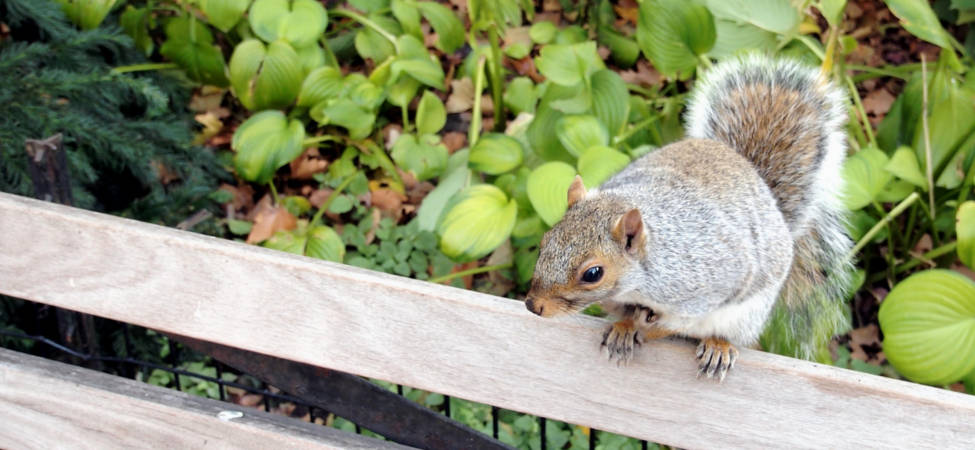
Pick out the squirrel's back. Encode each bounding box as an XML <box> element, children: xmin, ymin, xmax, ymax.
<box><xmin>685</xmin><ymin>55</ymin><xmax>848</xmax><ymax>237</ymax></box>
<box><xmin>686</xmin><ymin>55</ymin><xmax>853</xmax><ymax>361</ymax></box>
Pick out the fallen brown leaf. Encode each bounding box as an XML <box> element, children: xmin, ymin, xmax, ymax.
<box><xmin>289</xmin><ymin>147</ymin><xmax>328</xmax><ymax>179</ymax></box>
<box><xmin>620</xmin><ymin>60</ymin><xmax>663</xmax><ymax>86</ymax></box>
<box><xmin>446</xmin><ymin>77</ymin><xmax>475</xmax><ymax>113</ymax></box>
<box><xmin>442</xmin><ymin>131</ymin><xmax>467</xmax><ymax>153</ymax></box>
<box><xmin>246</xmin><ymin>204</ymin><xmax>297</xmax><ymax>244</ymax></box>
<box><xmin>849</xmin><ymin>324</ymin><xmax>882</xmax><ymax>363</ymax></box>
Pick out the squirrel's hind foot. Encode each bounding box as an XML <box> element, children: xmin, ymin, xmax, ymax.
<box><xmin>696</xmin><ymin>337</ymin><xmax>739</xmax><ymax>382</ymax></box>
<box><xmin>600</xmin><ymin>319</ymin><xmax>644</xmax><ymax>366</ymax></box>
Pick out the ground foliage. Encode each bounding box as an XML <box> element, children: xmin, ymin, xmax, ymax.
<box><xmin>3</xmin><ymin>0</ymin><xmax>975</xmax><ymax>447</ymax></box>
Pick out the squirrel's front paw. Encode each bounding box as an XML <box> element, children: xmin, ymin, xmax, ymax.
<box><xmin>601</xmin><ymin>319</ymin><xmax>643</xmax><ymax>366</ymax></box>
<box><xmin>696</xmin><ymin>337</ymin><xmax>739</xmax><ymax>382</ymax></box>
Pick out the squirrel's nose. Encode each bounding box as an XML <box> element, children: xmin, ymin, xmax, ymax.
<box><xmin>525</xmin><ymin>296</ymin><xmax>544</xmax><ymax>316</ymax></box>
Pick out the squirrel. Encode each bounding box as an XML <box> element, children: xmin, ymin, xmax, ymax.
<box><xmin>525</xmin><ymin>54</ymin><xmax>853</xmax><ymax>381</ymax></box>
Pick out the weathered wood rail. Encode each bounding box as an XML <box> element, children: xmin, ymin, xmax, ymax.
<box><xmin>1</xmin><ymin>191</ymin><xmax>974</xmax><ymax>448</ymax></box>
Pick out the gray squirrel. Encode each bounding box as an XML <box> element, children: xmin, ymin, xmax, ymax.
<box><xmin>525</xmin><ymin>55</ymin><xmax>853</xmax><ymax>381</ymax></box>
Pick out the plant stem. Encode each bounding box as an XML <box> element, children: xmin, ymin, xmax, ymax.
<box><xmin>429</xmin><ymin>263</ymin><xmax>513</xmax><ymax>284</ymax></box>
<box><xmin>892</xmin><ymin>241</ymin><xmax>958</xmax><ymax>275</ymax></box>
<box><xmin>821</xmin><ymin>24</ymin><xmax>839</xmax><ymax>75</ymax></box>
<box><xmin>844</xmin><ymin>76</ymin><xmax>876</xmax><ymax>148</ymax></box>
<box><xmin>920</xmin><ymin>54</ymin><xmax>936</xmax><ymax>222</ymax></box>
<box><xmin>848</xmin><ymin>64</ymin><xmax>912</xmax><ymax>81</ymax></box>
<box><xmin>793</xmin><ymin>35</ymin><xmax>826</xmax><ymax>62</ymax></box>
<box><xmin>302</xmin><ymin>135</ymin><xmax>338</xmax><ymax>147</ymax></box>
<box><xmin>487</xmin><ymin>29</ymin><xmax>506</xmax><ymax>132</ymax></box>
<box><xmin>360</xmin><ymin>140</ymin><xmax>404</xmax><ymax>189</ymax></box>
<box><xmin>311</xmin><ymin>175</ymin><xmax>356</xmax><ymax>226</ymax></box>
<box><xmin>469</xmin><ymin>56</ymin><xmax>488</xmax><ymax>147</ymax></box>
<box><xmin>697</xmin><ymin>54</ymin><xmax>713</xmax><ymax>70</ymax></box>
<box><xmin>268</xmin><ymin>181</ymin><xmax>280</xmax><ymax>205</ymax></box>
<box><xmin>613</xmin><ymin>115</ymin><xmax>659</xmax><ymax>145</ymax></box>
<box><xmin>332</xmin><ymin>8</ymin><xmax>399</xmax><ymax>51</ymax></box>
<box><xmin>847</xmin><ymin>192</ymin><xmax>920</xmax><ymax>260</ymax></box>
<box><xmin>111</xmin><ymin>62</ymin><xmax>180</xmax><ymax>74</ymax></box>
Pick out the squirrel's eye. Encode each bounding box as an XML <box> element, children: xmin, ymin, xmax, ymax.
<box><xmin>580</xmin><ymin>266</ymin><xmax>604</xmax><ymax>283</ymax></box>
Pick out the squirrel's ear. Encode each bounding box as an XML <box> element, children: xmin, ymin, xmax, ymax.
<box><xmin>612</xmin><ymin>209</ymin><xmax>645</xmax><ymax>254</ymax></box>
<box><xmin>567</xmin><ymin>175</ymin><xmax>586</xmax><ymax>208</ymax></box>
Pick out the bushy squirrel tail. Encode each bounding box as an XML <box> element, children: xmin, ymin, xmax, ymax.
<box><xmin>686</xmin><ymin>54</ymin><xmax>853</xmax><ymax>361</ymax></box>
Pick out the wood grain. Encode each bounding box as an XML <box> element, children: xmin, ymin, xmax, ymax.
<box><xmin>0</xmin><ymin>347</ymin><xmax>405</xmax><ymax>449</ymax></box>
<box><xmin>1</xmin><ymin>192</ymin><xmax>974</xmax><ymax>448</ymax></box>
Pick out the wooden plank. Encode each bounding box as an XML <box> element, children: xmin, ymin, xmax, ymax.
<box><xmin>0</xmin><ymin>347</ymin><xmax>406</xmax><ymax>449</ymax></box>
<box><xmin>1</xmin><ymin>191</ymin><xmax>973</xmax><ymax>448</ymax></box>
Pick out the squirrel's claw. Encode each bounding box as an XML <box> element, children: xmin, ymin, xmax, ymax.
<box><xmin>600</xmin><ymin>319</ymin><xmax>642</xmax><ymax>366</ymax></box>
<box><xmin>696</xmin><ymin>338</ymin><xmax>739</xmax><ymax>382</ymax></box>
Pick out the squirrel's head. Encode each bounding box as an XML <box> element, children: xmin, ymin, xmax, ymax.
<box><xmin>525</xmin><ymin>176</ymin><xmax>647</xmax><ymax>317</ymax></box>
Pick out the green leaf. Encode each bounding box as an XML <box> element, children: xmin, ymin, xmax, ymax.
<box><xmin>391</xmin><ymin>134</ymin><xmax>449</xmax><ymax>181</ymax></box>
<box><xmin>913</xmin><ymin>86</ymin><xmax>975</xmax><ymax>175</ymax></box>
<box><xmin>295</xmin><ymin>43</ymin><xmax>325</xmax><ymax>74</ymax></box>
<box><xmin>590</xmin><ymin>70</ymin><xmax>629</xmax><ymax>139</ymax></box>
<box><xmin>709</xmin><ymin>18</ymin><xmax>779</xmax><ymax>58</ymax></box>
<box><xmin>249</xmin><ymin>0</ymin><xmax>328</xmax><ymax>47</ymax></box>
<box><xmin>388</xmin><ymin>75</ymin><xmax>422</xmax><ymax>108</ymax></box>
<box><xmin>417</xmin><ymin>151</ymin><xmax>471</xmax><ymax>231</ymax></box>
<box><xmin>469</xmin><ymin>133</ymin><xmax>524</xmax><ymax>175</ymax></box>
<box><xmin>437</xmin><ymin>185</ymin><xmax>518</xmax><ymax>261</ymax></box>
<box><xmin>392</xmin><ymin>58</ymin><xmax>445</xmax><ymax>89</ymax></box>
<box><xmin>160</xmin><ymin>16</ymin><xmax>229</xmax><ymax>86</ymax></box>
<box><xmin>418</xmin><ymin>1</ymin><xmax>465</xmax><ymax>53</ymax></box>
<box><xmin>354</xmin><ymin>15</ymin><xmax>399</xmax><ymax>62</ymax></box>
<box><xmin>885</xmin><ymin>0</ymin><xmax>953</xmax><ymax>48</ymax></box>
<box><xmin>231</xmin><ymin>111</ymin><xmax>305</xmax><ymax>184</ymax></box>
<box><xmin>527</xmin><ymin>100</ymin><xmax>570</xmax><ymax>163</ymax></box>
<box><xmin>310</xmin><ymin>99</ymin><xmax>376</xmax><ymax>140</ymax></box>
<box><xmin>527</xmin><ymin>162</ymin><xmax>577</xmax><ymax>226</ymax></box>
<box><xmin>55</xmin><ymin>0</ymin><xmax>116</xmax><ymax>30</ymax></box>
<box><xmin>282</xmin><ymin>195</ymin><xmax>311</xmax><ymax>216</ymax></box>
<box><xmin>597</xmin><ymin>27</ymin><xmax>640</xmax><ymax>68</ymax></box>
<box><xmin>885</xmin><ymin>146</ymin><xmax>928</xmax><ymax>190</ymax></box>
<box><xmin>530</xmin><ymin>21</ymin><xmax>557</xmax><ymax>44</ymax></box>
<box><xmin>416</xmin><ymin>90</ymin><xmax>447</xmax><ymax>135</ymax></box>
<box><xmin>704</xmin><ymin>0</ymin><xmax>800</xmax><ymax>35</ymax></box>
<box><xmin>227</xmin><ymin>219</ymin><xmax>253</xmax><ymax>235</ymax></box>
<box><xmin>556</xmin><ymin>115</ymin><xmax>609</xmax><ymax>157</ymax></box>
<box><xmin>514</xmin><ymin>246</ymin><xmax>539</xmax><ymax>284</ymax></box>
<box><xmin>958</xmin><ymin>201</ymin><xmax>975</xmax><ymax>270</ymax></box>
<box><xmin>306</xmin><ymin>225</ymin><xmax>346</xmax><ymax>262</ymax></box>
<box><xmin>199</xmin><ymin>0</ymin><xmax>250</xmax><ymax>33</ymax></box>
<box><xmin>503</xmin><ymin>77</ymin><xmax>537</xmax><ymax>115</ymax></box>
<box><xmin>392</xmin><ymin>0</ymin><xmax>422</xmax><ymax>38</ymax></box>
<box><xmin>534</xmin><ymin>42</ymin><xmax>604</xmax><ymax>87</ymax></box>
<box><xmin>229</xmin><ymin>39</ymin><xmax>303</xmax><ymax>110</ymax></box>
<box><xmin>841</xmin><ymin>147</ymin><xmax>891</xmax><ymax>210</ymax></box>
<box><xmin>297</xmin><ymin>66</ymin><xmax>344</xmax><ymax>108</ymax></box>
<box><xmin>120</xmin><ymin>6</ymin><xmax>153</xmax><ymax>57</ymax></box>
<box><xmin>817</xmin><ymin>0</ymin><xmax>847</xmax><ymax>26</ymax></box>
<box><xmin>636</xmin><ymin>0</ymin><xmax>715</xmax><ymax>79</ymax></box>
<box><xmin>577</xmin><ymin>146</ymin><xmax>631</xmax><ymax>188</ymax></box>
<box><xmin>879</xmin><ymin>270</ymin><xmax>975</xmax><ymax>385</ymax></box>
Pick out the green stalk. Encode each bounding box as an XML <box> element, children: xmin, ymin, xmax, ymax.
<box><xmin>893</xmin><ymin>241</ymin><xmax>958</xmax><ymax>275</ymax></box>
<box><xmin>112</xmin><ymin>62</ymin><xmax>180</xmax><ymax>74</ymax></box>
<box><xmin>267</xmin><ymin>181</ymin><xmax>281</xmax><ymax>205</ymax></box>
<box><xmin>302</xmin><ymin>135</ymin><xmax>338</xmax><ymax>147</ymax></box>
<box><xmin>361</xmin><ymin>140</ymin><xmax>404</xmax><ymax>189</ymax></box>
<box><xmin>487</xmin><ymin>29</ymin><xmax>506</xmax><ymax>132</ymax></box>
<box><xmin>469</xmin><ymin>56</ymin><xmax>488</xmax><ymax>147</ymax></box>
<box><xmin>613</xmin><ymin>115</ymin><xmax>659</xmax><ymax>145</ymax></box>
<box><xmin>845</xmin><ymin>76</ymin><xmax>876</xmax><ymax>148</ymax></box>
<box><xmin>332</xmin><ymin>9</ymin><xmax>399</xmax><ymax>51</ymax></box>
<box><xmin>847</xmin><ymin>192</ymin><xmax>920</xmax><ymax>260</ymax></box>
<box><xmin>311</xmin><ymin>175</ymin><xmax>356</xmax><ymax>227</ymax></box>
<box><xmin>697</xmin><ymin>54</ymin><xmax>713</xmax><ymax>71</ymax></box>
<box><xmin>429</xmin><ymin>263</ymin><xmax>513</xmax><ymax>284</ymax></box>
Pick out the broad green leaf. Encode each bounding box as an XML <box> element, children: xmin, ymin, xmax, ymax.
<box><xmin>704</xmin><ymin>0</ymin><xmax>799</xmax><ymax>35</ymax></box>
<box><xmin>876</xmin><ymin>180</ymin><xmax>915</xmax><ymax>203</ymax></box>
<box><xmin>636</xmin><ymin>0</ymin><xmax>715</xmax><ymax>79</ymax></box>
<box><xmin>597</xmin><ymin>27</ymin><xmax>640</xmax><ymax>68</ymax></box>
<box><xmin>530</xmin><ymin>21</ymin><xmax>557</xmax><ymax>44</ymax></box>
<box><xmin>884</xmin><ymin>146</ymin><xmax>928</xmax><ymax>190</ymax></box>
<box><xmin>554</xmin><ymin>25</ymin><xmax>588</xmax><ymax>45</ymax></box>
<box><xmin>354</xmin><ymin>15</ymin><xmax>400</xmax><ymax>62</ymax></box>
<box><xmin>557</xmin><ymin>115</ymin><xmax>609</xmax><ymax>157</ymax></box>
<box><xmin>437</xmin><ymin>185</ymin><xmax>518</xmax><ymax>261</ymax></box>
<box><xmin>504</xmin><ymin>42</ymin><xmax>531</xmax><ymax>59</ymax></box>
<box><xmin>936</xmin><ymin>149</ymin><xmax>968</xmax><ymax>189</ymax></box>
<box><xmin>469</xmin><ymin>133</ymin><xmax>524</xmax><ymax>175</ymax></box>
<box><xmin>306</xmin><ymin>225</ymin><xmax>345</xmax><ymax>262</ymax></box>
<box><xmin>199</xmin><ymin>0</ymin><xmax>250</xmax><ymax>33</ymax></box>
<box><xmin>232</xmin><ymin>111</ymin><xmax>305</xmax><ymax>184</ymax></box>
<box><xmin>249</xmin><ymin>0</ymin><xmax>328</xmax><ymax>47</ymax></box>
<box><xmin>590</xmin><ymin>70</ymin><xmax>629</xmax><ymax>139</ymax></box>
<box><xmin>295</xmin><ymin>43</ymin><xmax>325</xmax><ymax>74</ymax></box>
<box><xmin>535</xmin><ymin>42</ymin><xmax>604</xmax><ymax>87</ymax></box>
<box><xmin>311</xmin><ymin>99</ymin><xmax>376</xmax><ymax>140</ymax></box>
<box><xmin>56</xmin><ymin>0</ymin><xmax>116</xmax><ymax>30</ymax></box>
<box><xmin>388</xmin><ymin>75</ymin><xmax>422</xmax><ymax>108</ymax></box>
<box><xmin>391</xmin><ymin>0</ymin><xmax>422</xmax><ymax>38</ymax></box>
<box><xmin>228</xmin><ymin>39</ymin><xmax>303</xmax><ymax>110</ymax></box>
<box><xmin>817</xmin><ymin>0</ymin><xmax>847</xmax><ymax>26</ymax></box>
<box><xmin>548</xmin><ymin>82</ymin><xmax>592</xmax><ymax>114</ymax></box>
<box><xmin>515</xmin><ymin>246</ymin><xmax>539</xmax><ymax>284</ymax></box>
<box><xmin>504</xmin><ymin>77</ymin><xmax>537</xmax><ymax>115</ymax></box>
<box><xmin>885</xmin><ymin>0</ymin><xmax>952</xmax><ymax>48</ymax></box>
<box><xmin>160</xmin><ymin>16</ymin><xmax>228</xmax><ymax>86</ymax></box>
<box><xmin>709</xmin><ymin>19</ymin><xmax>779</xmax><ymax>59</ymax></box>
<box><xmin>282</xmin><ymin>195</ymin><xmax>311</xmax><ymax>216</ymax></box>
<box><xmin>345</xmin><ymin>76</ymin><xmax>386</xmax><ymax>110</ymax></box>
<box><xmin>348</xmin><ymin>0</ymin><xmax>389</xmax><ymax>13</ymax></box>
<box><xmin>418</xmin><ymin>1</ymin><xmax>465</xmax><ymax>53</ymax></box>
<box><xmin>417</xmin><ymin>151</ymin><xmax>471</xmax><ymax>231</ymax></box>
<box><xmin>297</xmin><ymin>66</ymin><xmax>344</xmax><ymax>108</ymax></box>
<box><xmin>577</xmin><ymin>146</ymin><xmax>631</xmax><ymax>188</ymax></box>
<box><xmin>392</xmin><ymin>58</ymin><xmax>445</xmax><ymax>89</ymax></box>
<box><xmin>416</xmin><ymin>90</ymin><xmax>447</xmax><ymax>135</ymax></box>
<box><xmin>527</xmin><ymin>162</ymin><xmax>577</xmax><ymax>226</ymax></box>
<box><xmin>958</xmin><ymin>201</ymin><xmax>975</xmax><ymax>269</ymax></box>
<box><xmin>841</xmin><ymin>147</ymin><xmax>891</xmax><ymax>210</ymax></box>
<box><xmin>879</xmin><ymin>270</ymin><xmax>975</xmax><ymax>385</ymax></box>
<box><xmin>120</xmin><ymin>6</ymin><xmax>153</xmax><ymax>56</ymax></box>
<box><xmin>527</xmin><ymin>100</ymin><xmax>570</xmax><ymax>163</ymax></box>
<box><xmin>391</xmin><ymin>134</ymin><xmax>449</xmax><ymax>181</ymax></box>
<box><xmin>913</xmin><ymin>86</ymin><xmax>975</xmax><ymax>175</ymax></box>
